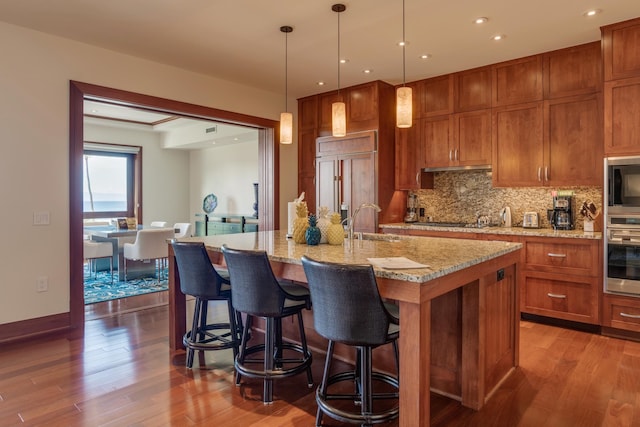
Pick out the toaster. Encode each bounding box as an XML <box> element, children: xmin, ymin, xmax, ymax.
<box><xmin>522</xmin><ymin>212</ymin><xmax>539</xmax><ymax>228</ymax></box>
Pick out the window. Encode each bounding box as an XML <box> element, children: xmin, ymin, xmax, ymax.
<box><xmin>83</xmin><ymin>144</ymin><xmax>139</xmax><ymax>219</ymax></box>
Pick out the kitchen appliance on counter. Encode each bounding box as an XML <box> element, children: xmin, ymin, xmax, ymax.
<box><xmin>522</xmin><ymin>212</ymin><xmax>539</xmax><ymax>228</ymax></box>
<box><xmin>499</xmin><ymin>207</ymin><xmax>512</xmax><ymax>228</ymax></box>
<box><xmin>549</xmin><ymin>194</ymin><xmax>574</xmax><ymax>230</ymax></box>
<box><xmin>605</xmin><ymin>214</ymin><xmax>640</xmax><ymax>296</ymax></box>
<box><xmin>404</xmin><ymin>193</ymin><xmax>418</xmax><ymax>223</ymax></box>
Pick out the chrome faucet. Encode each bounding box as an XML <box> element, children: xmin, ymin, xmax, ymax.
<box><xmin>343</xmin><ymin>203</ymin><xmax>381</xmax><ymax>242</ymax></box>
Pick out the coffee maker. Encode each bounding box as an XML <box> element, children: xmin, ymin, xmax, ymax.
<box><xmin>549</xmin><ymin>194</ymin><xmax>574</xmax><ymax>230</ymax></box>
<box><xmin>404</xmin><ymin>193</ymin><xmax>418</xmax><ymax>223</ymax></box>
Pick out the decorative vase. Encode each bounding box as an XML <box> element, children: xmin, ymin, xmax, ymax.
<box><xmin>293</xmin><ymin>202</ymin><xmax>309</xmax><ymax>244</ymax></box>
<box><xmin>327</xmin><ymin>212</ymin><xmax>345</xmax><ymax>245</ymax></box>
<box><xmin>316</xmin><ymin>206</ymin><xmax>330</xmax><ymax>244</ymax></box>
<box><xmin>305</xmin><ymin>214</ymin><xmax>321</xmax><ymax>245</ymax></box>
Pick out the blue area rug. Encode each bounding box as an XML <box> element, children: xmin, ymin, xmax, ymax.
<box><xmin>84</xmin><ymin>266</ymin><xmax>168</xmax><ymax>305</ymax></box>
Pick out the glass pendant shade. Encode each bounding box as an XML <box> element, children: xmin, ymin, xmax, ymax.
<box><xmin>396</xmin><ymin>86</ymin><xmax>413</xmax><ymax>128</ymax></box>
<box><xmin>332</xmin><ymin>101</ymin><xmax>346</xmax><ymax>137</ymax></box>
<box><xmin>280</xmin><ymin>112</ymin><xmax>293</xmax><ymax>144</ymax></box>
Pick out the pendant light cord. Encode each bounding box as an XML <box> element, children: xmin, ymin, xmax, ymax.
<box><xmin>402</xmin><ymin>0</ymin><xmax>406</xmax><ymax>87</ymax></box>
<box><xmin>285</xmin><ymin>30</ymin><xmax>288</xmax><ymax>111</ymax></box>
<box><xmin>337</xmin><ymin>10</ymin><xmax>341</xmax><ymax>96</ymax></box>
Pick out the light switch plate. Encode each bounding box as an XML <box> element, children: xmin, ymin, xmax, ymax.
<box><xmin>33</xmin><ymin>211</ymin><xmax>50</xmax><ymax>225</ymax></box>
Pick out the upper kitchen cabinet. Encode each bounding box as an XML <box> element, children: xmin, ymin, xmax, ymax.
<box><xmin>454</xmin><ymin>66</ymin><xmax>492</xmax><ymax>112</ymax></box>
<box><xmin>604</xmin><ymin>76</ymin><xmax>640</xmax><ymax>156</ymax></box>
<box><xmin>492</xmin><ymin>102</ymin><xmax>544</xmax><ymax>187</ymax></box>
<box><xmin>544</xmin><ymin>94</ymin><xmax>602</xmax><ymax>186</ymax></box>
<box><xmin>317</xmin><ymin>81</ymin><xmax>395</xmax><ymax>136</ymax></box>
<box><xmin>543</xmin><ymin>42</ymin><xmax>602</xmax><ymax>99</ymax></box>
<box><xmin>415</xmin><ymin>75</ymin><xmax>454</xmax><ymax>118</ymax></box>
<box><xmin>297</xmin><ymin>96</ymin><xmax>319</xmax><ymax>212</ymax></box>
<box><xmin>396</xmin><ymin>119</ymin><xmax>426</xmax><ymax>190</ymax></box>
<box><xmin>602</xmin><ymin>18</ymin><xmax>640</xmax><ymax>81</ymax></box>
<box><xmin>492</xmin><ymin>56</ymin><xmax>543</xmax><ymax>107</ymax></box>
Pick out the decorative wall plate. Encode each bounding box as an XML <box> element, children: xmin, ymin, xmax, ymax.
<box><xmin>203</xmin><ymin>193</ymin><xmax>218</xmax><ymax>214</ymax></box>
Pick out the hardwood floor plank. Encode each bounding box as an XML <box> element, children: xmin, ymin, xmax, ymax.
<box><xmin>5</xmin><ymin>305</ymin><xmax>640</xmax><ymax>426</ymax></box>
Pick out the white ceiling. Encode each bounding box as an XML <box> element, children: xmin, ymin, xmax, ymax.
<box><xmin>2</xmin><ymin>1</ymin><xmax>640</xmax><ymax>100</ymax></box>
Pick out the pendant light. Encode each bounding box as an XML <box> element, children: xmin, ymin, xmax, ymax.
<box><xmin>332</xmin><ymin>4</ymin><xmax>347</xmax><ymax>137</ymax></box>
<box><xmin>279</xmin><ymin>26</ymin><xmax>293</xmax><ymax>144</ymax></box>
<box><xmin>396</xmin><ymin>0</ymin><xmax>413</xmax><ymax>128</ymax></box>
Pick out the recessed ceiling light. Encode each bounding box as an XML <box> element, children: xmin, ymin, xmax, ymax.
<box><xmin>317</xmin><ymin>81</ymin><xmax>325</xmax><ymax>86</ymax></box>
<box><xmin>474</xmin><ymin>17</ymin><xmax>488</xmax><ymax>24</ymax></box>
<box><xmin>420</xmin><ymin>54</ymin><xmax>432</xmax><ymax>60</ymax></box>
<box><xmin>398</xmin><ymin>41</ymin><xmax>407</xmax><ymax>47</ymax></box>
<box><xmin>339</xmin><ymin>59</ymin><xmax>348</xmax><ymax>64</ymax></box>
<box><xmin>583</xmin><ymin>9</ymin><xmax>602</xmax><ymax>17</ymax></box>
<box><xmin>492</xmin><ymin>34</ymin><xmax>505</xmax><ymax>41</ymax></box>
<box><xmin>363</xmin><ymin>69</ymin><xmax>373</xmax><ymax>74</ymax></box>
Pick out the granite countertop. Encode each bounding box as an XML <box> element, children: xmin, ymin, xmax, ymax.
<box><xmin>185</xmin><ymin>229</ymin><xmax>522</xmax><ymax>284</ymax></box>
<box><xmin>380</xmin><ymin>222</ymin><xmax>602</xmax><ymax>240</ymax></box>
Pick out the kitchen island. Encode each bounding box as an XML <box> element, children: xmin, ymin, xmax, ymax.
<box><xmin>168</xmin><ymin>230</ymin><xmax>522</xmax><ymax>426</ymax></box>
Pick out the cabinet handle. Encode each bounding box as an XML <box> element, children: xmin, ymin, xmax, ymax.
<box><xmin>455</xmin><ymin>149</ymin><xmax>458</xmax><ymax>161</ymax></box>
<box><xmin>545</xmin><ymin>166</ymin><xmax>549</xmax><ymax>182</ymax></box>
<box><xmin>547</xmin><ymin>293</ymin><xmax>567</xmax><ymax>299</ymax></box>
<box><xmin>537</xmin><ymin>167</ymin><xmax>542</xmax><ymax>182</ymax></box>
<box><xmin>449</xmin><ymin>150</ymin><xmax>453</xmax><ymax>161</ymax></box>
<box><xmin>547</xmin><ymin>253</ymin><xmax>567</xmax><ymax>258</ymax></box>
<box><xmin>620</xmin><ymin>312</ymin><xmax>640</xmax><ymax>319</ymax></box>
<box><xmin>415</xmin><ymin>171</ymin><xmax>420</xmax><ymax>185</ymax></box>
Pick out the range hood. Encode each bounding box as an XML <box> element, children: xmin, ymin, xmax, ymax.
<box><xmin>422</xmin><ymin>164</ymin><xmax>492</xmax><ymax>172</ymax></box>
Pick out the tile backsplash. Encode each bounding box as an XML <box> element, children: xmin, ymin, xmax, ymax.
<box><xmin>414</xmin><ymin>170</ymin><xmax>603</xmax><ymax>230</ymax></box>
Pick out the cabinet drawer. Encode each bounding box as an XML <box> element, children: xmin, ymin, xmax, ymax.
<box><xmin>602</xmin><ymin>294</ymin><xmax>640</xmax><ymax>333</ymax></box>
<box><xmin>524</xmin><ymin>239</ymin><xmax>599</xmax><ymax>277</ymax></box>
<box><xmin>522</xmin><ymin>274</ymin><xmax>599</xmax><ymax>324</ymax></box>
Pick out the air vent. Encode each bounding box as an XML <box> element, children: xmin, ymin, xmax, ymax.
<box><xmin>205</xmin><ymin>126</ymin><xmax>217</xmax><ymax>134</ymax></box>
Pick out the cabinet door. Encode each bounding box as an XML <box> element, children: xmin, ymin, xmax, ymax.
<box><xmin>395</xmin><ymin>119</ymin><xmax>422</xmax><ymax>190</ymax></box>
<box><xmin>423</xmin><ymin>115</ymin><xmax>453</xmax><ymax>168</ymax></box>
<box><xmin>492</xmin><ymin>56</ymin><xmax>543</xmax><ymax>107</ymax></box>
<box><xmin>298</xmin><ymin>95</ymin><xmax>318</xmax><ymax>130</ymax></box>
<box><xmin>543</xmin><ymin>42</ymin><xmax>601</xmax><ymax>98</ymax></box>
<box><xmin>454</xmin><ymin>66</ymin><xmax>492</xmax><ymax>112</ymax></box>
<box><xmin>492</xmin><ymin>102</ymin><xmax>544</xmax><ymax>187</ymax></box>
<box><xmin>545</xmin><ymin>94</ymin><xmax>602</xmax><ymax>186</ymax></box>
<box><xmin>341</xmin><ymin>152</ymin><xmax>377</xmax><ymax>233</ymax></box>
<box><xmin>315</xmin><ymin>156</ymin><xmax>338</xmax><ymax>213</ymax></box>
<box><xmin>298</xmin><ymin>129</ymin><xmax>317</xmax><ymax>211</ymax></box>
<box><xmin>453</xmin><ymin>109</ymin><xmax>492</xmax><ymax>167</ymax></box>
<box><xmin>604</xmin><ymin>77</ymin><xmax>640</xmax><ymax>156</ymax></box>
<box><xmin>347</xmin><ymin>82</ymin><xmax>379</xmax><ymax>132</ymax></box>
<box><xmin>417</xmin><ymin>75</ymin><xmax>454</xmax><ymax>117</ymax></box>
<box><xmin>602</xmin><ymin>18</ymin><xmax>640</xmax><ymax>81</ymax></box>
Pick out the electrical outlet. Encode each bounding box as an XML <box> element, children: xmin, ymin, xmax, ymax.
<box><xmin>36</xmin><ymin>276</ymin><xmax>48</xmax><ymax>292</ymax></box>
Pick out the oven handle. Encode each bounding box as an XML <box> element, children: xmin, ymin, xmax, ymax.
<box><xmin>609</xmin><ymin>231</ymin><xmax>640</xmax><ymax>239</ymax></box>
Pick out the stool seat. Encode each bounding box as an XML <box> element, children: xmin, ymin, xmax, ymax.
<box><xmin>222</xmin><ymin>245</ymin><xmax>314</xmax><ymax>404</ymax></box>
<box><xmin>301</xmin><ymin>255</ymin><xmax>400</xmax><ymax>426</ymax></box>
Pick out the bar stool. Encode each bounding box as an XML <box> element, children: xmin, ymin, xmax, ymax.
<box><xmin>221</xmin><ymin>245</ymin><xmax>314</xmax><ymax>404</ymax></box>
<box><xmin>301</xmin><ymin>255</ymin><xmax>400</xmax><ymax>426</ymax></box>
<box><xmin>172</xmin><ymin>241</ymin><xmax>241</xmax><ymax>369</ymax></box>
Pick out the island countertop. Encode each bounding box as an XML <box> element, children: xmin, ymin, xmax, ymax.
<box><xmin>183</xmin><ymin>229</ymin><xmax>522</xmax><ymax>284</ymax></box>
<box><xmin>170</xmin><ymin>230</ymin><xmax>523</xmax><ymax>426</ymax></box>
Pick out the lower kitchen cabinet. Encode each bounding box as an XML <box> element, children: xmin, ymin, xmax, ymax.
<box><xmin>602</xmin><ymin>293</ymin><xmax>640</xmax><ymax>334</ymax></box>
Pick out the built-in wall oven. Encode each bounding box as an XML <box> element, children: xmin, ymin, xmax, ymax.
<box><xmin>605</xmin><ymin>156</ymin><xmax>640</xmax><ymax>296</ymax></box>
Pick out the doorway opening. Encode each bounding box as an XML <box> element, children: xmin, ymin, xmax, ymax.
<box><xmin>70</xmin><ymin>81</ymin><xmax>280</xmax><ymax>327</ymax></box>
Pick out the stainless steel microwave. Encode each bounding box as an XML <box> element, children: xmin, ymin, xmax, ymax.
<box><xmin>606</xmin><ymin>156</ymin><xmax>640</xmax><ymax>213</ymax></box>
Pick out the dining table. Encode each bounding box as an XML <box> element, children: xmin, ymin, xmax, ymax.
<box><xmin>168</xmin><ymin>230</ymin><xmax>522</xmax><ymax>426</ymax></box>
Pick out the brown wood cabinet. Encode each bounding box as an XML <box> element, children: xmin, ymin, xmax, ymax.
<box><xmin>519</xmin><ymin>237</ymin><xmax>601</xmax><ymax>324</ymax></box>
<box><xmin>454</xmin><ymin>66</ymin><xmax>492</xmax><ymax>112</ymax></box>
<box><xmin>544</xmin><ymin>93</ymin><xmax>603</xmax><ymax>186</ymax></box>
<box><xmin>492</xmin><ymin>102</ymin><xmax>544</xmax><ymax>187</ymax></box>
<box><xmin>492</xmin><ymin>56</ymin><xmax>543</xmax><ymax>107</ymax></box>
<box><xmin>604</xmin><ymin>76</ymin><xmax>640</xmax><ymax>156</ymax></box>
<box><xmin>415</xmin><ymin>75</ymin><xmax>454</xmax><ymax>118</ymax></box>
<box><xmin>602</xmin><ymin>293</ymin><xmax>640</xmax><ymax>334</ymax></box>
<box><xmin>543</xmin><ymin>42</ymin><xmax>602</xmax><ymax>99</ymax></box>
<box><xmin>602</xmin><ymin>18</ymin><xmax>640</xmax><ymax>81</ymax></box>
<box><xmin>395</xmin><ymin>119</ymin><xmax>428</xmax><ymax>190</ymax></box>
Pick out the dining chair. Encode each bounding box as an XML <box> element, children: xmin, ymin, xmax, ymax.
<box><xmin>150</xmin><ymin>221</ymin><xmax>168</xmax><ymax>228</ymax></box>
<box><xmin>123</xmin><ymin>228</ymin><xmax>174</xmax><ymax>282</ymax></box>
<box><xmin>174</xmin><ymin>222</ymin><xmax>192</xmax><ymax>239</ymax></box>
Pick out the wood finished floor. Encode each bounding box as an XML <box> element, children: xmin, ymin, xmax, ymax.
<box><xmin>2</xmin><ymin>303</ymin><xmax>640</xmax><ymax>426</ymax></box>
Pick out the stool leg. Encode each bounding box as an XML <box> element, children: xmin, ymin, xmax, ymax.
<box><xmin>274</xmin><ymin>318</ymin><xmax>283</xmax><ymax>369</ymax></box>
<box><xmin>361</xmin><ymin>346</ymin><xmax>373</xmax><ymax>427</ymax></box>
<box><xmin>316</xmin><ymin>340</ymin><xmax>335</xmax><ymax>427</ymax></box>
<box><xmin>186</xmin><ymin>298</ymin><xmax>202</xmax><ymax>369</ymax></box>
<box><xmin>263</xmin><ymin>317</ymin><xmax>275</xmax><ymax>404</ymax></box>
<box><xmin>297</xmin><ymin>311</ymin><xmax>314</xmax><ymax>387</ymax></box>
<box><xmin>236</xmin><ymin>315</ymin><xmax>252</xmax><ymax>386</ymax></box>
<box><xmin>226</xmin><ymin>299</ymin><xmax>239</xmax><ymax>360</ymax></box>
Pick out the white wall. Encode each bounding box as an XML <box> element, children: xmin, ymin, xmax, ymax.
<box><xmin>190</xmin><ymin>142</ymin><xmax>259</xmax><ymax>219</ymax></box>
<box><xmin>0</xmin><ymin>21</ymin><xmax>298</xmax><ymax>324</ymax></box>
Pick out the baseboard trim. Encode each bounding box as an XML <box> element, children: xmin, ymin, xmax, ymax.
<box><xmin>0</xmin><ymin>312</ymin><xmax>74</xmax><ymax>345</ymax></box>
